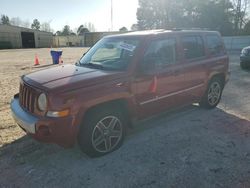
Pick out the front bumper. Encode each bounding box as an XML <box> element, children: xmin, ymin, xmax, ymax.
<box><xmin>11</xmin><ymin>97</ymin><xmax>37</xmax><ymax>134</ymax></box>
<box><xmin>10</xmin><ymin>97</ymin><xmax>77</xmax><ymax>148</ymax></box>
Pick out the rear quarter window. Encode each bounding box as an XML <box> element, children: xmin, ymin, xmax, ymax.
<box><xmin>206</xmin><ymin>35</ymin><xmax>224</xmax><ymax>56</ymax></box>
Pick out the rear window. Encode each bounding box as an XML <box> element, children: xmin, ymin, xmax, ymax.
<box><xmin>182</xmin><ymin>36</ymin><xmax>205</xmax><ymax>60</ymax></box>
<box><xmin>206</xmin><ymin>35</ymin><xmax>224</xmax><ymax>55</ymax></box>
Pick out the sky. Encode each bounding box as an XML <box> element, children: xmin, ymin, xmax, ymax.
<box><xmin>0</xmin><ymin>0</ymin><xmax>139</xmax><ymax>32</ymax></box>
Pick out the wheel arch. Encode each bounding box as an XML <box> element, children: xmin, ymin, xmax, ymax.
<box><xmin>208</xmin><ymin>73</ymin><xmax>226</xmax><ymax>88</ymax></box>
<box><xmin>79</xmin><ymin>98</ymin><xmax>133</xmax><ymax>131</ymax></box>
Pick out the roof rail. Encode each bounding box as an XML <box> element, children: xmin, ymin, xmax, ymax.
<box><xmin>168</xmin><ymin>28</ymin><xmax>210</xmax><ymax>31</ymax></box>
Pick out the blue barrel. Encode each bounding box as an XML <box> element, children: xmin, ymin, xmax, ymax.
<box><xmin>50</xmin><ymin>50</ymin><xmax>63</xmax><ymax>64</ymax></box>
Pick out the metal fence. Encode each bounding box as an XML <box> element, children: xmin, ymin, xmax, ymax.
<box><xmin>223</xmin><ymin>36</ymin><xmax>250</xmax><ymax>51</ymax></box>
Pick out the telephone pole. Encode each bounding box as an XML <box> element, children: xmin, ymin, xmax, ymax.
<box><xmin>111</xmin><ymin>0</ymin><xmax>113</xmax><ymax>31</ymax></box>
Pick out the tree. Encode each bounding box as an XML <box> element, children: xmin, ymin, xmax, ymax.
<box><xmin>192</xmin><ymin>0</ymin><xmax>234</xmax><ymax>35</ymax></box>
<box><xmin>61</xmin><ymin>25</ymin><xmax>71</xmax><ymax>35</ymax></box>
<box><xmin>119</xmin><ymin>26</ymin><xmax>128</xmax><ymax>32</ymax></box>
<box><xmin>70</xmin><ymin>32</ymin><xmax>76</xmax><ymax>35</ymax></box>
<box><xmin>10</xmin><ymin>17</ymin><xmax>22</xmax><ymax>26</ymax></box>
<box><xmin>21</xmin><ymin>19</ymin><xmax>31</xmax><ymax>28</ymax></box>
<box><xmin>131</xmin><ymin>24</ymin><xmax>138</xmax><ymax>31</ymax></box>
<box><xmin>85</xmin><ymin>22</ymin><xmax>96</xmax><ymax>32</ymax></box>
<box><xmin>243</xmin><ymin>20</ymin><xmax>250</xmax><ymax>35</ymax></box>
<box><xmin>77</xmin><ymin>25</ymin><xmax>89</xmax><ymax>35</ymax></box>
<box><xmin>31</xmin><ymin>19</ymin><xmax>40</xmax><ymax>30</ymax></box>
<box><xmin>55</xmin><ymin>31</ymin><xmax>62</xmax><ymax>36</ymax></box>
<box><xmin>136</xmin><ymin>0</ymin><xmax>235</xmax><ymax>35</ymax></box>
<box><xmin>1</xmin><ymin>15</ymin><xmax>10</xmax><ymax>25</ymax></box>
<box><xmin>10</xmin><ymin>17</ymin><xmax>31</xmax><ymax>28</ymax></box>
<box><xmin>40</xmin><ymin>21</ymin><xmax>53</xmax><ymax>32</ymax></box>
<box><xmin>231</xmin><ymin>0</ymin><xmax>249</xmax><ymax>34</ymax></box>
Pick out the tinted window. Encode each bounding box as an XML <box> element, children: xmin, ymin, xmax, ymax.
<box><xmin>182</xmin><ymin>36</ymin><xmax>205</xmax><ymax>59</ymax></box>
<box><xmin>144</xmin><ymin>38</ymin><xmax>176</xmax><ymax>68</ymax></box>
<box><xmin>206</xmin><ymin>35</ymin><xmax>223</xmax><ymax>55</ymax></box>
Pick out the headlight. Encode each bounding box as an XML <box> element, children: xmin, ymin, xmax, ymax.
<box><xmin>38</xmin><ymin>93</ymin><xmax>47</xmax><ymax>111</ymax></box>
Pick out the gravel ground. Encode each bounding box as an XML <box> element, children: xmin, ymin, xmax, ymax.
<box><xmin>0</xmin><ymin>49</ymin><xmax>249</xmax><ymax>188</ymax></box>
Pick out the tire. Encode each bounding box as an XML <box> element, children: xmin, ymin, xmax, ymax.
<box><xmin>199</xmin><ymin>78</ymin><xmax>223</xmax><ymax>109</ymax></box>
<box><xmin>78</xmin><ymin>107</ymin><xmax>126</xmax><ymax>157</ymax></box>
<box><xmin>240</xmin><ymin>62</ymin><xmax>247</xmax><ymax>69</ymax></box>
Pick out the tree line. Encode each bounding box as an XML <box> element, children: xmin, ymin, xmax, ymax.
<box><xmin>0</xmin><ymin>15</ymin><xmax>54</xmax><ymax>32</ymax></box>
<box><xmin>0</xmin><ymin>15</ymin><xmax>95</xmax><ymax>36</ymax></box>
<box><xmin>136</xmin><ymin>0</ymin><xmax>250</xmax><ymax>35</ymax></box>
<box><xmin>1</xmin><ymin>0</ymin><xmax>250</xmax><ymax>36</ymax></box>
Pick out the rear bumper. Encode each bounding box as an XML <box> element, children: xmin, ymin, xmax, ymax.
<box><xmin>10</xmin><ymin>97</ymin><xmax>77</xmax><ymax>148</ymax></box>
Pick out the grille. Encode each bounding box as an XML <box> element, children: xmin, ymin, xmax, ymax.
<box><xmin>19</xmin><ymin>83</ymin><xmax>37</xmax><ymax>113</ymax></box>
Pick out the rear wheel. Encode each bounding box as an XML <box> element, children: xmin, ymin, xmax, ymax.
<box><xmin>199</xmin><ymin>78</ymin><xmax>223</xmax><ymax>109</ymax></box>
<box><xmin>78</xmin><ymin>107</ymin><xmax>125</xmax><ymax>157</ymax></box>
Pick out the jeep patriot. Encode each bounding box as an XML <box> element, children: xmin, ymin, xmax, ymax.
<box><xmin>11</xmin><ymin>30</ymin><xmax>229</xmax><ymax>157</ymax></box>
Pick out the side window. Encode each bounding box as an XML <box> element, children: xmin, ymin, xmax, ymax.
<box><xmin>206</xmin><ymin>35</ymin><xmax>224</xmax><ymax>55</ymax></box>
<box><xmin>143</xmin><ymin>38</ymin><xmax>176</xmax><ymax>69</ymax></box>
<box><xmin>182</xmin><ymin>36</ymin><xmax>205</xmax><ymax>60</ymax></box>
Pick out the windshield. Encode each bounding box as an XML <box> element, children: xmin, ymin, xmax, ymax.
<box><xmin>79</xmin><ymin>37</ymin><xmax>139</xmax><ymax>70</ymax></box>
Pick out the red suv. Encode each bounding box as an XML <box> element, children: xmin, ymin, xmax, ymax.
<box><xmin>11</xmin><ymin>30</ymin><xmax>229</xmax><ymax>157</ymax></box>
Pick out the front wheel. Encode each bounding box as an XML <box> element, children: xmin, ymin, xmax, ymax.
<box><xmin>199</xmin><ymin>78</ymin><xmax>223</xmax><ymax>109</ymax></box>
<box><xmin>78</xmin><ymin>108</ymin><xmax>125</xmax><ymax>157</ymax></box>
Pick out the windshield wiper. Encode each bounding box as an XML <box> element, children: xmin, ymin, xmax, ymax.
<box><xmin>81</xmin><ymin>62</ymin><xmax>104</xmax><ymax>69</ymax></box>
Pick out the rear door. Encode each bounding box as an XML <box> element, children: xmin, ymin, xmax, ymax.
<box><xmin>134</xmin><ymin>35</ymin><xmax>188</xmax><ymax>118</ymax></box>
<box><xmin>178</xmin><ymin>34</ymin><xmax>208</xmax><ymax>102</ymax></box>
<box><xmin>205</xmin><ymin>34</ymin><xmax>229</xmax><ymax>80</ymax></box>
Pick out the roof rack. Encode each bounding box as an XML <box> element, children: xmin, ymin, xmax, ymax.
<box><xmin>169</xmin><ymin>28</ymin><xmax>210</xmax><ymax>31</ymax></box>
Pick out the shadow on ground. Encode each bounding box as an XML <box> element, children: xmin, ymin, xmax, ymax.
<box><xmin>0</xmin><ymin>106</ymin><xmax>250</xmax><ymax>188</ymax></box>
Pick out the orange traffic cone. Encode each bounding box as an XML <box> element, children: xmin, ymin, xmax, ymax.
<box><xmin>149</xmin><ymin>76</ymin><xmax>158</xmax><ymax>93</ymax></box>
<box><xmin>34</xmin><ymin>54</ymin><xmax>40</xmax><ymax>66</ymax></box>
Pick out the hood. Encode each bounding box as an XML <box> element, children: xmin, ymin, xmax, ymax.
<box><xmin>243</xmin><ymin>46</ymin><xmax>250</xmax><ymax>50</ymax></box>
<box><xmin>23</xmin><ymin>64</ymin><xmax>126</xmax><ymax>92</ymax></box>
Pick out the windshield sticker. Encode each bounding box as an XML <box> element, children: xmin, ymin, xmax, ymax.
<box><xmin>118</xmin><ymin>43</ymin><xmax>136</xmax><ymax>52</ymax></box>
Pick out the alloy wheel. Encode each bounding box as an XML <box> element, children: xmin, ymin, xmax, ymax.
<box><xmin>207</xmin><ymin>82</ymin><xmax>221</xmax><ymax>106</ymax></box>
<box><xmin>91</xmin><ymin>116</ymin><xmax>123</xmax><ymax>153</ymax></box>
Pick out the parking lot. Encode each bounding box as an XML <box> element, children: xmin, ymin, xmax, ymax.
<box><xmin>0</xmin><ymin>48</ymin><xmax>250</xmax><ymax>188</ymax></box>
